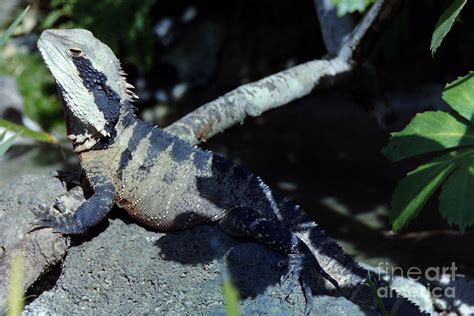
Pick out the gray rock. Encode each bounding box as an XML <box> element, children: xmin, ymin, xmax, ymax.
<box><xmin>0</xmin><ymin>174</ymin><xmax>365</xmax><ymax>315</ymax></box>
<box><xmin>22</xmin><ymin>213</ymin><xmax>366</xmax><ymax>315</ymax></box>
<box><xmin>0</xmin><ymin>175</ymin><xmax>70</xmax><ymax>314</ymax></box>
<box><xmin>0</xmin><ymin>174</ymin><xmax>431</xmax><ymax>315</ymax></box>
<box><xmin>0</xmin><ymin>173</ymin><xmax>364</xmax><ymax>315</ymax></box>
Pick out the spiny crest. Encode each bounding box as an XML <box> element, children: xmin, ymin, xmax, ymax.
<box><xmin>116</xmin><ymin>65</ymin><xmax>139</xmax><ymax>103</ymax></box>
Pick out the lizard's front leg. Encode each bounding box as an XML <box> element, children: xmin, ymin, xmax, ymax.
<box><xmin>217</xmin><ymin>206</ymin><xmax>339</xmax><ymax>315</ymax></box>
<box><xmin>33</xmin><ymin>175</ymin><xmax>116</xmax><ymax>234</ymax></box>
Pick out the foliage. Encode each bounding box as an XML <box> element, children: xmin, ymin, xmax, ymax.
<box><xmin>383</xmin><ymin>111</ymin><xmax>474</xmax><ymax>161</ymax></box>
<box><xmin>5</xmin><ymin>253</ymin><xmax>24</xmax><ymax>316</ymax></box>
<box><xmin>0</xmin><ymin>5</ymin><xmax>50</xmax><ymax>155</ymax></box>
<box><xmin>0</xmin><ymin>52</ymin><xmax>63</xmax><ymax>131</ymax></box>
<box><xmin>330</xmin><ymin>0</ymin><xmax>375</xmax><ymax>17</ymax></box>
<box><xmin>366</xmin><ymin>272</ymin><xmax>388</xmax><ymax>316</ymax></box>
<box><xmin>0</xmin><ymin>119</ymin><xmax>57</xmax><ymax>144</ymax></box>
<box><xmin>443</xmin><ymin>72</ymin><xmax>474</xmax><ymax>122</ymax></box>
<box><xmin>439</xmin><ymin>161</ymin><xmax>474</xmax><ymax>232</ymax></box>
<box><xmin>0</xmin><ymin>132</ymin><xmax>21</xmax><ymax>156</ymax></box>
<box><xmin>386</xmin><ymin>1</ymin><xmax>473</xmax><ymax>233</ymax></box>
<box><xmin>384</xmin><ymin>72</ymin><xmax>474</xmax><ymax>233</ymax></box>
<box><xmin>0</xmin><ymin>6</ymin><xmax>30</xmax><ymax>46</ymax></box>
<box><xmin>222</xmin><ymin>270</ymin><xmax>240</xmax><ymax>316</ymax></box>
<box><xmin>42</xmin><ymin>0</ymin><xmax>157</xmax><ymax>70</ymax></box>
<box><xmin>430</xmin><ymin>0</ymin><xmax>466</xmax><ymax>56</ymax></box>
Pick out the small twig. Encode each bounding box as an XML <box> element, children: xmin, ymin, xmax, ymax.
<box><xmin>341</xmin><ymin>0</ymin><xmax>401</xmax><ymax>63</ymax></box>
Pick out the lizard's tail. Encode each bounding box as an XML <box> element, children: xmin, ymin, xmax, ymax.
<box><xmin>277</xmin><ymin>197</ymin><xmax>429</xmax><ymax>315</ymax></box>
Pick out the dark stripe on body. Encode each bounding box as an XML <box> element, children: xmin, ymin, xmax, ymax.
<box><xmin>117</xmin><ymin>122</ymin><xmax>150</xmax><ymax>180</ymax></box>
<box><xmin>136</xmin><ymin>127</ymin><xmax>210</xmax><ymax>179</ymax></box>
<box><xmin>72</xmin><ymin>56</ymin><xmax>121</xmax><ymax>138</ymax></box>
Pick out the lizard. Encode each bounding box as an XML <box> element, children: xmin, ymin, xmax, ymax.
<box><xmin>33</xmin><ymin>29</ymin><xmax>427</xmax><ymax>315</ymax></box>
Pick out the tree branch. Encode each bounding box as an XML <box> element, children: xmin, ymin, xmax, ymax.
<box><xmin>165</xmin><ymin>58</ymin><xmax>350</xmax><ymax>144</ymax></box>
<box><xmin>165</xmin><ymin>0</ymin><xmax>398</xmax><ymax>145</ymax></box>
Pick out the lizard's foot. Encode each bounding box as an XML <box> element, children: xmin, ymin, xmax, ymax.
<box><xmin>279</xmin><ymin>252</ymin><xmax>305</xmax><ymax>300</ymax></box>
<box><xmin>280</xmin><ymin>251</ymin><xmax>339</xmax><ymax>315</ymax></box>
<box><xmin>279</xmin><ymin>252</ymin><xmax>314</xmax><ymax>315</ymax></box>
<box><xmin>54</xmin><ymin>197</ymin><xmax>71</xmax><ymax>213</ymax></box>
<box><xmin>31</xmin><ymin>204</ymin><xmax>85</xmax><ymax>234</ymax></box>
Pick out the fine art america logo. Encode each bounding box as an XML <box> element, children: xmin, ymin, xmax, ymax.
<box><xmin>375</xmin><ymin>262</ymin><xmax>462</xmax><ymax>298</ymax></box>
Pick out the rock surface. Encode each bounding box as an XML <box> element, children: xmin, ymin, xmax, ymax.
<box><xmin>0</xmin><ymin>175</ymin><xmax>70</xmax><ymax>314</ymax></box>
<box><xmin>23</xmin><ymin>217</ymin><xmax>365</xmax><ymax>315</ymax></box>
<box><xmin>0</xmin><ymin>174</ymin><xmax>367</xmax><ymax>315</ymax></box>
<box><xmin>2</xmin><ymin>174</ymin><xmax>463</xmax><ymax>315</ymax></box>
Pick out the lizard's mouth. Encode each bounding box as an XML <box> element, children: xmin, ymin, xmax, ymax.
<box><xmin>38</xmin><ymin>29</ymin><xmax>116</xmax><ymax>152</ymax></box>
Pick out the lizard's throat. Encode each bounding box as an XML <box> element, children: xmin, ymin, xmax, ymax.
<box><xmin>60</xmin><ymin>56</ymin><xmax>129</xmax><ymax>152</ymax></box>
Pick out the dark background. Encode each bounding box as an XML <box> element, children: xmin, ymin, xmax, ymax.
<box><xmin>1</xmin><ymin>0</ymin><xmax>473</xmax><ymax>276</ymax></box>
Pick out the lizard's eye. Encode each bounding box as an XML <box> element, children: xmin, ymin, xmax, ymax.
<box><xmin>68</xmin><ymin>47</ymin><xmax>84</xmax><ymax>58</ymax></box>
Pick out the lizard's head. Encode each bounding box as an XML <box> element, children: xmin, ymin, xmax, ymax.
<box><xmin>38</xmin><ymin>29</ymin><xmax>138</xmax><ymax>151</ymax></box>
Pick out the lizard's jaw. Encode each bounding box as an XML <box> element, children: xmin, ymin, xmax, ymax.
<box><xmin>38</xmin><ymin>29</ymin><xmax>126</xmax><ymax>151</ymax></box>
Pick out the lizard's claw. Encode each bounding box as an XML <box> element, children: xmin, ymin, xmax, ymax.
<box><xmin>54</xmin><ymin>197</ymin><xmax>70</xmax><ymax>213</ymax></box>
<box><xmin>279</xmin><ymin>251</ymin><xmax>339</xmax><ymax>316</ymax></box>
<box><xmin>31</xmin><ymin>204</ymin><xmax>77</xmax><ymax>233</ymax></box>
<box><xmin>31</xmin><ymin>204</ymin><xmax>60</xmax><ymax>230</ymax></box>
<box><xmin>279</xmin><ymin>253</ymin><xmax>314</xmax><ymax>316</ymax></box>
<box><xmin>279</xmin><ymin>253</ymin><xmax>305</xmax><ymax>302</ymax></box>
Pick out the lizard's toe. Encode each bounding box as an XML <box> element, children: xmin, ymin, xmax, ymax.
<box><xmin>279</xmin><ymin>253</ymin><xmax>315</xmax><ymax>315</ymax></box>
<box><xmin>54</xmin><ymin>197</ymin><xmax>70</xmax><ymax>213</ymax></box>
<box><xmin>279</xmin><ymin>250</ymin><xmax>338</xmax><ymax>314</ymax></box>
<box><xmin>279</xmin><ymin>252</ymin><xmax>304</xmax><ymax>302</ymax></box>
<box><xmin>31</xmin><ymin>204</ymin><xmax>81</xmax><ymax>234</ymax></box>
<box><xmin>302</xmin><ymin>277</ymin><xmax>314</xmax><ymax>316</ymax></box>
<box><xmin>31</xmin><ymin>204</ymin><xmax>57</xmax><ymax>228</ymax></box>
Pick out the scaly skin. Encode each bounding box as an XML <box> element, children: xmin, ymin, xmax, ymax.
<box><xmin>32</xmin><ymin>29</ymin><xmax>427</xmax><ymax>315</ymax></box>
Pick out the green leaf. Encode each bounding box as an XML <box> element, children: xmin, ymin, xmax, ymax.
<box><xmin>391</xmin><ymin>149</ymin><xmax>474</xmax><ymax>232</ymax></box>
<box><xmin>330</xmin><ymin>0</ymin><xmax>375</xmax><ymax>16</ymax></box>
<box><xmin>439</xmin><ymin>158</ymin><xmax>474</xmax><ymax>233</ymax></box>
<box><xmin>42</xmin><ymin>9</ymin><xmax>66</xmax><ymax>29</ymax></box>
<box><xmin>0</xmin><ymin>52</ymin><xmax>63</xmax><ymax>130</ymax></box>
<box><xmin>6</xmin><ymin>253</ymin><xmax>24</xmax><ymax>316</ymax></box>
<box><xmin>383</xmin><ymin>111</ymin><xmax>474</xmax><ymax>161</ymax></box>
<box><xmin>0</xmin><ymin>119</ymin><xmax>58</xmax><ymax>144</ymax></box>
<box><xmin>366</xmin><ymin>272</ymin><xmax>388</xmax><ymax>316</ymax></box>
<box><xmin>222</xmin><ymin>270</ymin><xmax>240</xmax><ymax>316</ymax></box>
<box><xmin>430</xmin><ymin>0</ymin><xmax>466</xmax><ymax>56</ymax></box>
<box><xmin>0</xmin><ymin>6</ymin><xmax>30</xmax><ymax>47</ymax></box>
<box><xmin>443</xmin><ymin>72</ymin><xmax>474</xmax><ymax>122</ymax></box>
<box><xmin>0</xmin><ymin>131</ymin><xmax>21</xmax><ymax>156</ymax></box>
